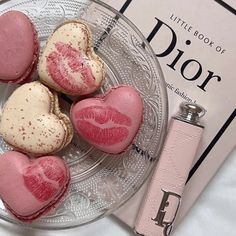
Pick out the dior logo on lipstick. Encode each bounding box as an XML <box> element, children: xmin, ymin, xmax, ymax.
<box><xmin>152</xmin><ymin>189</ymin><xmax>181</xmax><ymax>236</ymax></box>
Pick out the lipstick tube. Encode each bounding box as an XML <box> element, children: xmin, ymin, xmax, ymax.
<box><xmin>134</xmin><ymin>102</ymin><xmax>205</xmax><ymax>236</ymax></box>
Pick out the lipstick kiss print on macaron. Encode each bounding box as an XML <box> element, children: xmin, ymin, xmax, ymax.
<box><xmin>70</xmin><ymin>86</ymin><xmax>143</xmax><ymax>154</ymax></box>
<box><xmin>75</xmin><ymin>106</ymin><xmax>131</xmax><ymax>146</ymax></box>
<box><xmin>0</xmin><ymin>151</ymin><xmax>70</xmax><ymax>222</ymax></box>
<box><xmin>46</xmin><ymin>42</ymin><xmax>97</xmax><ymax>95</ymax></box>
<box><xmin>38</xmin><ymin>20</ymin><xmax>105</xmax><ymax>96</ymax></box>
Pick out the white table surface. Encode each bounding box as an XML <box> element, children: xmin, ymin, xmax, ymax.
<box><xmin>0</xmin><ymin>146</ymin><xmax>235</xmax><ymax>236</ymax></box>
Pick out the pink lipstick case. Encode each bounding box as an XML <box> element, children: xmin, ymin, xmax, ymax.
<box><xmin>134</xmin><ymin>102</ymin><xmax>205</xmax><ymax>236</ymax></box>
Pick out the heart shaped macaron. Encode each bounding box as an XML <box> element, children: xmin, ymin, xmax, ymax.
<box><xmin>70</xmin><ymin>85</ymin><xmax>143</xmax><ymax>154</ymax></box>
<box><xmin>38</xmin><ymin>20</ymin><xmax>105</xmax><ymax>96</ymax></box>
<box><xmin>0</xmin><ymin>11</ymin><xmax>39</xmax><ymax>84</ymax></box>
<box><xmin>0</xmin><ymin>81</ymin><xmax>73</xmax><ymax>155</ymax></box>
<box><xmin>0</xmin><ymin>151</ymin><xmax>70</xmax><ymax>222</ymax></box>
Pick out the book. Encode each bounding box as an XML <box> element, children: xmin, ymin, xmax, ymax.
<box><xmin>102</xmin><ymin>0</ymin><xmax>236</xmax><ymax>228</ymax></box>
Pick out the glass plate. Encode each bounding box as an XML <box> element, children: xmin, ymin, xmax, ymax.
<box><xmin>0</xmin><ymin>0</ymin><xmax>168</xmax><ymax>229</ymax></box>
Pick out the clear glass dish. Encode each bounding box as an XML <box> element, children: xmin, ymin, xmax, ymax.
<box><xmin>0</xmin><ymin>0</ymin><xmax>168</xmax><ymax>229</ymax></box>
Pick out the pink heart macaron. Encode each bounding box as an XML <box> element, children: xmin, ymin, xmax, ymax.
<box><xmin>70</xmin><ymin>85</ymin><xmax>143</xmax><ymax>154</ymax></box>
<box><xmin>0</xmin><ymin>11</ymin><xmax>39</xmax><ymax>84</ymax></box>
<box><xmin>0</xmin><ymin>151</ymin><xmax>70</xmax><ymax>222</ymax></box>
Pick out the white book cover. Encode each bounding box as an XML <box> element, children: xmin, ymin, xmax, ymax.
<box><xmin>102</xmin><ymin>0</ymin><xmax>236</xmax><ymax>228</ymax></box>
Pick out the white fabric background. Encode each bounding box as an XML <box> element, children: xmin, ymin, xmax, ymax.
<box><xmin>0</xmin><ymin>146</ymin><xmax>235</xmax><ymax>236</ymax></box>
